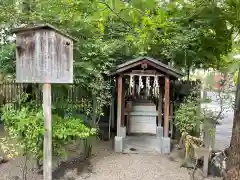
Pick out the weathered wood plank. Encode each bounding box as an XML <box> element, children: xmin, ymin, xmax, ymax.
<box><xmin>15</xmin><ymin>30</ymin><xmax>73</xmax><ymax>83</ymax></box>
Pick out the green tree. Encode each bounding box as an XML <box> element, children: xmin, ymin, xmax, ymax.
<box><xmin>0</xmin><ymin>2</ymin><xmax>239</xmax><ymax>179</ymax></box>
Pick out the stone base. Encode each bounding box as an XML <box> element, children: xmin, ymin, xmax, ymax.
<box><xmin>156</xmin><ymin>126</ymin><xmax>163</xmax><ymax>138</ymax></box>
<box><xmin>161</xmin><ymin>137</ymin><xmax>170</xmax><ymax>154</ymax></box>
<box><xmin>156</xmin><ymin>137</ymin><xmax>162</xmax><ymax>153</ymax></box>
<box><xmin>114</xmin><ymin>136</ymin><xmax>123</xmax><ymax>153</ymax></box>
<box><xmin>120</xmin><ymin>126</ymin><xmax>126</xmax><ymax>138</ymax></box>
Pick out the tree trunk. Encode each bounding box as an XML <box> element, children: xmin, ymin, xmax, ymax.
<box><xmin>224</xmin><ymin>116</ymin><xmax>240</xmax><ymax>180</ymax></box>
<box><xmin>224</xmin><ymin>70</ymin><xmax>240</xmax><ymax>180</ymax></box>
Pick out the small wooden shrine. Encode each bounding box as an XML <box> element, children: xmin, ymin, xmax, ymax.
<box><xmin>110</xmin><ymin>57</ymin><xmax>183</xmax><ymax>149</ymax></box>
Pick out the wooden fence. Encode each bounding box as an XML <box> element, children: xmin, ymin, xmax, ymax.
<box><xmin>0</xmin><ymin>82</ymin><xmax>92</xmax><ymax>113</ymax></box>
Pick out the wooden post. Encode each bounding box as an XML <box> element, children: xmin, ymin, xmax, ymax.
<box><xmin>158</xmin><ymin>88</ymin><xmax>163</xmax><ymax>126</ymax></box>
<box><xmin>111</xmin><ymin>80</ymin><xmax>116</xmax><ymax>129</ymax></box>
<box><xmin>111</xmin><ymin>97</ymin><xmax>115</xmax><ymax>129</ymax></box>
<box><xmin>164</xmin><ymin>76</ymin><xmax>170</xmax><ymax>137</ymax></box>
<box><xmin>170</xmin><ymin>102</ymin><xmax>174</xmax><ymax>138</ymax></box>
<box><xmin>117</xmin><ymin>76</ymin><xmax>123</xmax><ymax>136</ymax></box>
<box><xmin>121</xmin><ymin>77</ymin><xmax>125</xmax><ymax>126</ymax></box>
<box><xmin>43</xmin><ymin>83</ymin><xmax>52</xmax><ymax>180</ymax></box>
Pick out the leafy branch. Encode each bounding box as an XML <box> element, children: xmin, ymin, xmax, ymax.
<box><xmin>98</xmin><ymin>0</ymin><xmax>133</xmax><ymax>30</ymax></box>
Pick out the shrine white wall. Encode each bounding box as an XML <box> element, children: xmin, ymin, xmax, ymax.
<box><xmin>128</xmin><ymin>104</ymin><xmax>157</xmax><ymax>134</ymax></box>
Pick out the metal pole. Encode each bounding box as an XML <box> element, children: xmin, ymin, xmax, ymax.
<box><xmin>43</xmin><ymin>83</ymin><xmax>52</xmax><ymax>180</ymax></box>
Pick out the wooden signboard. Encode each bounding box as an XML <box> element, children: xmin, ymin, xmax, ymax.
<box><xmin>13</xmin><ymin>24</ymin><xmax>74</xmax><ymax>83</ymax></box>
<box><xmin>13</xmin><ymin>24</ymin><xmax>75</xmax><ymax>180</ymax></box>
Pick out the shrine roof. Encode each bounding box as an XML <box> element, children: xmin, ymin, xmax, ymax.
<box><xmin>109</xmin><ymin>56</ymin><xmax>184</xmax><ymax>78</ymax></box>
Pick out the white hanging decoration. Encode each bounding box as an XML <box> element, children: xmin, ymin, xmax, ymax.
<box><xmin>129</xmin><ymin>75</ymin><xmax>135</xmax><ymax>95</ymax></box>
<box><xmin>146</xmin><ymin>76</ymin><xmax>151</xmax><ymax>97</ymax></box>
<box><xmin>153</xmin><ymin>76</ymin><xmax>159</xmax><ymax>97</ymax></box>
<box><xmin>138</xmin><ymin>76</ymin><xmax>144</xmax><ymax>95</ymax></box>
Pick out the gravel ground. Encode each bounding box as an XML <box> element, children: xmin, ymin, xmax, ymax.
<box><xmin>0</xmin><ymin>141</ymin><xmax>222</xmax><ymax>180</ymax></box>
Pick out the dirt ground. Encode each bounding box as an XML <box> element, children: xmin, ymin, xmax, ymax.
<box><xmin>0</xmin><ymin>139</ymin><xmax>222</xmax><ymax>180</ymax></box>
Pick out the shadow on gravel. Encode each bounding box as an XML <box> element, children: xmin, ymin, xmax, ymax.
<box><xmin>51</xmin><ymin>156</ymin><xmax>93</xmax><ymax>180</ymax></box>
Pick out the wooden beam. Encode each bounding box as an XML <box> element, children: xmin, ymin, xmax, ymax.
<box><xmin>131</xmin><ymin>70</ymin><xmax>157</xmax><ymax>74</ymax></box>
<box><xmin>158</xmin><ymin>88</ymin><xmax>163</xmax><ymax>126</ymax></box>
<box><xmin>125</xmin><ymin>73</ymin><xmax>164</xmax><ymax>77</ymax></box>
<box><xmin>164</xmin><ymin>76</ymin><xmax>170</xmax><ymax>137</ymax></box>
<box><xmin>117</xmin><ymin>76</ymin><xmax>123</xmax><ymax>136</ymax></box>
<box><xmin>123</xmin><ymin>69</ymin><xmax>164</xmax><ymax>77</ymax></box>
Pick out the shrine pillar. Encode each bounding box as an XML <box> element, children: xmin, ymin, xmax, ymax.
<box><xmin>161</xmin><ymin>76</ymin><xmax>170</xmax><ymax>154</ymax></box>
<box><xmin>156</xmin><ymin>87</ymin><xmax>163</xmax><ymax>138</ymax></box>
<box><xmin>120</xmin><ymin>77</ymin><xmax>126</xmax><ymax>138</ymax></box>
<box><xmin>116</xmin><ymin>76</ymin><xmax>122</xmax><ymax>137</ymax></box>
<box><xmin>114</xmin><ymin>75</ymin><xmax>125</xmax><ymax>152</ymax></box>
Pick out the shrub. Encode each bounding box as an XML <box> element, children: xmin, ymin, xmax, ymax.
<box><xmin>1</xmin><ymin>99</ymin><xmax>96</xmax><ymax>163</ymax></box>
<box><xmin>175</xmin><ymin>93</ymin><xmax>204</xmax><ymax>134</ymax></box>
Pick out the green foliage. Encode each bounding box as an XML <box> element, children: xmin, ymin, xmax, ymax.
<box><xmin>0</xmin><ymin>0</ymin><xmax>238</xmax><ymax>121</ymax></box>
<box><xmin>234</xmin><ymin>70</ymin><xmax>238</xmax><ymax>85</ymax></box>
<box><xmin>0</xmin><ymin>0</ymin><xmax>236</xmax><ymax>74</ymax></box>
<box><xmin>0</xmin><ymin>44</ymin><xmax>15</xmax><ymax>75</ymax></box>
<box><xmin>175</xmin><ymin>92</ymin><xmax>203</xmax><ymax>134</ymax></box>
<box><xmin>1</xmin><ymin>95</ymin><xmax>96</xmax><ymax>161</ymax></box>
